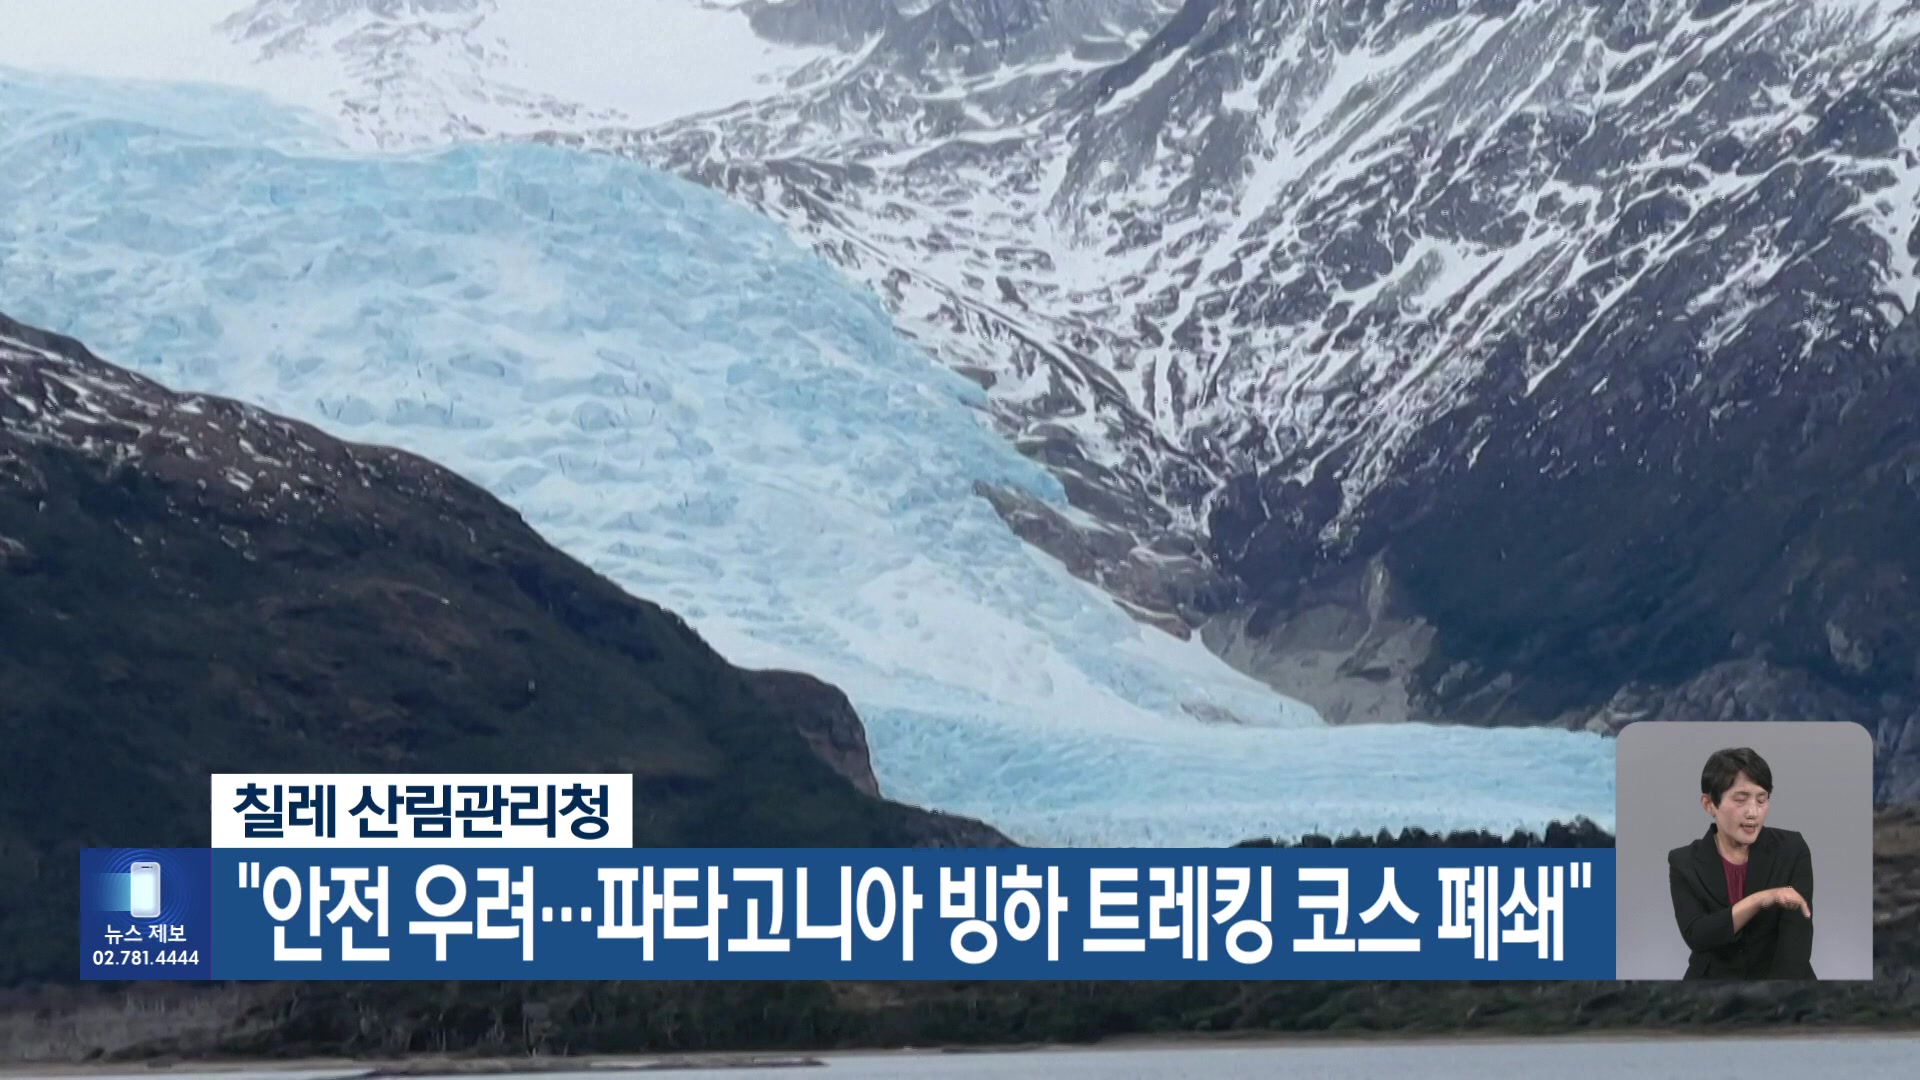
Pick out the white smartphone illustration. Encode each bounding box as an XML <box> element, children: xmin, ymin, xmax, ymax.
<box><xmin>129</xmin><ymin>861</ymin><xmax>162</xmax><ymax>919</ymax></box>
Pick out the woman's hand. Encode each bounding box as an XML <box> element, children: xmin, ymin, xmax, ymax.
<box><xmin>1732</xmin><ymin>884</ymin><xmax>1811</xmax><ymax>931</ymax></box>
<box><xmin>1761</xmin><ymin>886</ymin><xmax>1812</xmax><ymax>918</ymax></box>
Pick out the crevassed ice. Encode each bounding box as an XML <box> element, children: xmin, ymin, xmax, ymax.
<box><xmin>0</xmin><ymin>68</ymin><xmax>1617</xmax><ymax>846</ymax></box>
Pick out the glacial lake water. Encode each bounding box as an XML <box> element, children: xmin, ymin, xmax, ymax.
<box><xmin>13</xmin><ymin>1036</ymin><xmax>1920</xmax><ymax>1080</ymax></box>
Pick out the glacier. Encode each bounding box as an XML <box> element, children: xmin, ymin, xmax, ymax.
<box><xmin>0</xmin><ymin>67</ymin><xmax>1617</xmax><ymax>847</ymax></box>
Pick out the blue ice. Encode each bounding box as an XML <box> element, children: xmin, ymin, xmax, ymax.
<box><xmin>0</xmin><ymin>68</ymin><xmax>1616</xmax><ymax>846</ymax></box>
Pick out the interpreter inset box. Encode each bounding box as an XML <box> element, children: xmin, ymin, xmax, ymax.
<box><xmin>1614</xmin><ymin>721</ymin><xmax>1873</xmax><ymax>981</ymax></box>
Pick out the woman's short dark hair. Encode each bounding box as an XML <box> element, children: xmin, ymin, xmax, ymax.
<box><xmin>1702</xmin><ymin>747</ymin><xmax>1773</xmax><ymax>805</ymax></box>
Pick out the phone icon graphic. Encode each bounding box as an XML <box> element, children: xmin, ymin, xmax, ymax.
<box><xmin>129</xmin><ymin>861</ymin><xmax>162</xmax><ymax>919</ymax></box>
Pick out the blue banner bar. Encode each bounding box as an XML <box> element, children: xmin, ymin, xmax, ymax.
<box><xmin>81</xmin><ymin>848</ymin><xmax>1616</xmax><ymax>980</ymax></box>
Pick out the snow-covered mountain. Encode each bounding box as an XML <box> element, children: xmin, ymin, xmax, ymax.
<box><xmin>6</xmin><ymin>0</ymin><xmax>1920</xmax><ymax>798</ymax></box>
<box><xmin>567</xmin><ymin>0</ymin><xmax>1920</xmax><ymax>799</ymax></box>
<box><xmin>545</xmin><ymin>0</ymin><xmax>1920</xmax><ymax>623</ymax></box>
<box><xmin>0</xmin><ymin>1</ymin><xmax>831</xmax><ymax>148</ymax></box>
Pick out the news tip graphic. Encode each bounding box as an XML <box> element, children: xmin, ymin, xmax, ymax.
<box><xmin>83</xmin><ymin>848</ymin><xmax>1619</xmax><ymax>981</ymax></box>
<box><xmin>79</xmin><ymin>848</ymin><xmax>213</xmax><ymax>979</ymax></box>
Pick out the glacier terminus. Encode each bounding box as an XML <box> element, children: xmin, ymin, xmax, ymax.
<box><xmin>0</xmin><ymin>67</ymin><xmax>1617</xmax><ymax>847</ymax></box>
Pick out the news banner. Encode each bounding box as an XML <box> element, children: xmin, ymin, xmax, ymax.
<box><xmin>80</xmin><ymin>774</ymin><xmax>1617</xmax><ymax>981</ymax></box>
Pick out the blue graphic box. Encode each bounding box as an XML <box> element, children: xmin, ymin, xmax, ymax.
<box><xmin>80</xmin><ymin>847</ymin><xmax>1616</xmax><ymax>981</ymax></box>
<box><xmin>79</xmin><ymin>848</ymin><xmax>213</xmax><ymax>979</ymax></box>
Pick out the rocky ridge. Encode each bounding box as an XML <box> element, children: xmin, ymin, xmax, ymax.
<box><xmin>0</xmin><ymin>307</ymin><xmax>1008</xmax><ymax>985</ymax></box>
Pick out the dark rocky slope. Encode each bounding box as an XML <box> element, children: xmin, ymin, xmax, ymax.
<box><xmin>1205</xmin><ymin>262</ymin><xmax>1920</xmax><ymax>801</ymax></box>
<box><xmin>0</xmin><ymin>309</ymin><xmax>1007</xmax><ymax>986</ymax></box>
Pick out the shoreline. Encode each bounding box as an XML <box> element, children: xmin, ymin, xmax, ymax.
<box><xmin>8</xmin><ymin>1025</ymin><xmax>1920</xmax><ymax>1076</ymax></box>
